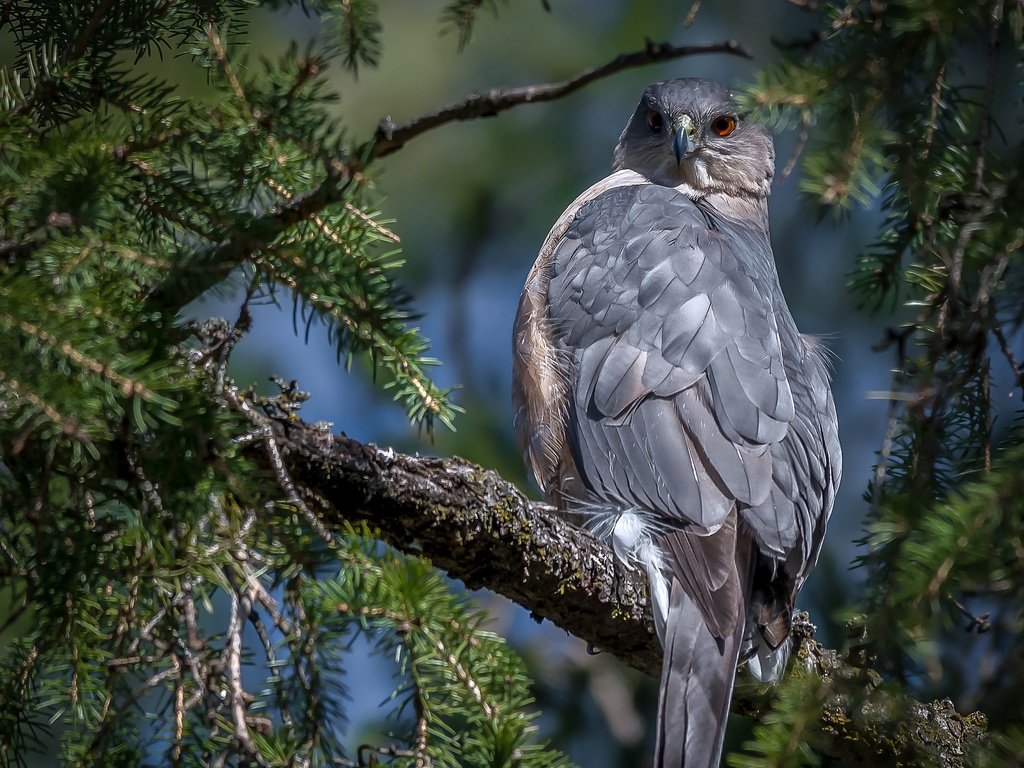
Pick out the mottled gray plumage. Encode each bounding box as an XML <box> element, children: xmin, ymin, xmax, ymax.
<box><xmin>513</xmin><ymin>78</ymin><xmax>840</xmax><ymax>767</ymax></box>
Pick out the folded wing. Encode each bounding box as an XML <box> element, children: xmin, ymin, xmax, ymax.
<box><xmin>547</xmin><ymin>184</ymin><xmax>794</xmax><ymax>532</ymax></box>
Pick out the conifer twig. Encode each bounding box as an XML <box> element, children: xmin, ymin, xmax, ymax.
<box><xmin>778</xmin><ymin>109</ymin><xmax>811</xmax><ymax>184</ymax></box>
<box><xmin>972</xmin><ymin>0</ymin><xmax>1003</xmax><ymax>193</ymax></box>
<box><xmin>224</xmin><ymin>386</ymin><xmax>334</xmax><ymax>543</ymax></box>
<box><xmin>69</xmin><ymin>0</ymin><xmax>114</xmax><ymax>61</ymax></box>
<box><xmin>247</xmin><ymin>609</ymin><xmax>292</xmax><ymax>727</ymax></box>
<box><xmin>225</xmin><ymin>582</ymin><xmax>265</xmax><ymax>766</ymax></box>
<box><xmin>682</xmin><ymin>1</ymin><xmax>702</xmax><ymax>27</ymax></box>
<box><xmin>422</xmin><ymin>624</ymin><xmax>494</xmax><ymax>719</ymax></box>
<box><xmin>942</xmin><ymin>0</ymin><xmax>1003</xmax><ymax>332</ymax></box>
<box><xmin>0</xmin><ymin>370</ymin><xmax>87</xmax><ymax>441</ymax></box>
<box><xmin>367</xmin><ymin>39</ymin><xmax>752</xmax><ymax>158</ymax></box>
<box><xmin>266</xmin><ymin>178</ymin><xmax>400</xmax><ymax>245</ymax></box>
<box><xmin>172</xmin><ymin>654</ymin><xmax>185</xmax><ymax>763</ymax></box>
<box><xmin>1</xmin><ymin>312</ymin><xmax>153</xmax><ymax>398</ymax></box>
<box><xmin>407</xmin><ymin>655</ymin><xmax>431</xmax><ymax>767</ymax></box>
<box><xmin>993</xmin><ymin>324</ymin><xmax>1024</xmax><ymax>394</ymax></box>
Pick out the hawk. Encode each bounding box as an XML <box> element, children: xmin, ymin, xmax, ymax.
<box><xmin>512</xmin><ymin>78</ymin><xmax>841</xmax><ymax>767</ymax></box>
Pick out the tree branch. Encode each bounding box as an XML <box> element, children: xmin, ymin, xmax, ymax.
<box><xmin>266</xmin><ymin>412</ymin><xmax>990</xmax><ymax>768</ymax></box>
<box><xmin>274</xmin><ymin>416</ymin><xmax>659</xmax><ymax>675</ymax></box>
<box><xmin>147</xmin><ymin>39</ymin><xmax>749</xmax><ymax>313</ymax></box>
<box><xmin>367</xmin><ymin>39</ymin><xmax>752</xmax><ymax>158</ymax></box>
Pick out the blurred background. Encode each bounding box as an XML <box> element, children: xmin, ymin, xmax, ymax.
<box><xmin>186</xmin><ymin>2</ymin><xmax>903</xmax><ymax>764</ymax></box>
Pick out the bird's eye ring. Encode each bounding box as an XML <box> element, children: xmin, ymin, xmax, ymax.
<box><xmin>646</xmin><ymin>110</ymin><xmax>663</xmax><ymax>132</ymax></box>
<box><xmin>711</xmin><ymin>115</ymin><xmax>737</xmax><ymax>137</ymax></box>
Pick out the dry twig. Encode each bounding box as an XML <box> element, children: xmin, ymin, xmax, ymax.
<box><xmin>368</xmin><ymin>39</ymin><xmax>752</xmax><ymax>158</ymax></box>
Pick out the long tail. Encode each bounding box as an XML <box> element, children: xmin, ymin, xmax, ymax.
<box><xmin>653</xmin><ymin>572</ymin><xmax>746</xmax><ymax>768</ymax></box>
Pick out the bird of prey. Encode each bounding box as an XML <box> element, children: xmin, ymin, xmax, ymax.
<box><xmin>512</xmin><ymin>78</ymin><xmax>841</xmax><ymax>767</ymax></box>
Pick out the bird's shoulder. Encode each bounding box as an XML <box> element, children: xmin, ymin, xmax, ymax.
<box><xmin>551</xmin><ymin>182</ymin><xmax>770</xmax><ymax>301</ymax></box>
<box><xmin>565</xmin><ymin>183</ymin><xmax>722</xmax><ymax>253</ymax></box>
<box><xmin>547</xmin><ymin>182</ymin><xmax>779</xmax><ymax>371</ymax></box>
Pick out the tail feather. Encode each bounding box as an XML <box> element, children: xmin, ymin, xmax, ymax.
<box><xmin>654</xmin><ymin>578</ymin><xmax>746</xmax><ymax>768</ymax></box>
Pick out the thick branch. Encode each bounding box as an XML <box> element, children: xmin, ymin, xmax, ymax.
<box><xmin>275</xmin><ymin>418</ymin><xmax>659</xmax><ymax>674</ymax></box>
<box><xmin>268</xmin><ymin>415</ymin><xmax>990</xmax><ymax>767</ymax></box>
<box><xmin>368</xmin><ymin>39</ymin><xmax>752</xmax><ymax>158</ymax></box>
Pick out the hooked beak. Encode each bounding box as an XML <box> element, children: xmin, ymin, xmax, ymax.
<box><xmin>672</xmin><ymin>115</ymin><xmax>697</xmax><ymax>165</ymax></box>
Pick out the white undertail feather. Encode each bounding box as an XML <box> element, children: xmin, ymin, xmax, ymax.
<box><xmin>587</xmin><ymin>500</ymin><xmax>793</xmax><ymax>684</ymax></box>
<box><xmin>744</xmin><ymin>636</ymin><xmax>790</xmax><ymax>682</ymax></box>
<box><xmin>582</xmin><ymin>504</ymin><xmax>673</xmax><ymax>640</ymax></box>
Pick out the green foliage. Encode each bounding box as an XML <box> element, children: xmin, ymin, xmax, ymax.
<box><xmin>0</xmin><ymin>1</ymin><xmax>567</xmax><ymax>766</ymax></box>
<box><xmin>322</xmin><ymin>0</ymin><xmax>384</xmax><ymax>73</ymax></box>
<box><xmin>742</xmin><ymin>0</ymin><xmax>1024</xmax><ymax>762</ymax></box>
<box><xmin>440</xmin><ymin>0</ymin><xmax>509</xmax><ymax>49</ymax></box>
<box><xmin>729</xmin><ymin>673</ymin><xmax>825</xmax><ymax>768</ymax></box>
<box><xmin>307</xmin><ymin>541</ymin><xmax>572</xmax><ymax>768</ymax></box>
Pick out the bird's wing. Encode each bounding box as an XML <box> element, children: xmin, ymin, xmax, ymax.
<box><xmin>738</xmin><ymin>335</ymin><xmax>841</xmax><ymax>650</ymax></box>
<box><xmin>742</xmin><ymin>334</ymin><xmax>841</xmax><ymax>574</ymax></box>
<box><xmin>547</xmin><ymin>183</ymin><xmax>795</xmax><ymax>534</ymax></box>
<box><xmin>513</xmin><ymin>169</ymin><xmax>648</xmax><ymax>500</ymax></box>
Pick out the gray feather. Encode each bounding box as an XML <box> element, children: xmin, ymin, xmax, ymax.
<box><xmin>656</xmin><ymin>530</ymin><xmax>750</xmax><ymax>768</ymax></box>
<box><xmin>550</xmin><ymin>185</ymin><xmax>795</xmax><ymax>530</ymax></box>
<box><xmin>593</xmin><ymin>341</ymin><xmax>646</xmax><ymax>418</ymax></box>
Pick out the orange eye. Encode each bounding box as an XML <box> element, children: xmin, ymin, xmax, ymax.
<box><xmin>646</xmin><ymin>109</ymin><xmax>664</xmax><ymax>132</ymax></box>
<box><xmin>711</xmin><ymin>115</ymin><xmax>737</xmax><ymax>137</ymax></box>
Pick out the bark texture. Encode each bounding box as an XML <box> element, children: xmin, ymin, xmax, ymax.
<box><xmin>269</xmin><ymin>415</ymin><xmax>989</xmax><ymax>767</ymax></box>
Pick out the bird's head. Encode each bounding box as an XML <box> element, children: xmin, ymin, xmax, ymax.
<box><xmin>613</xmin><ymin>78</ymin><xmax>775</xmax><ymax>198</ymax></box>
